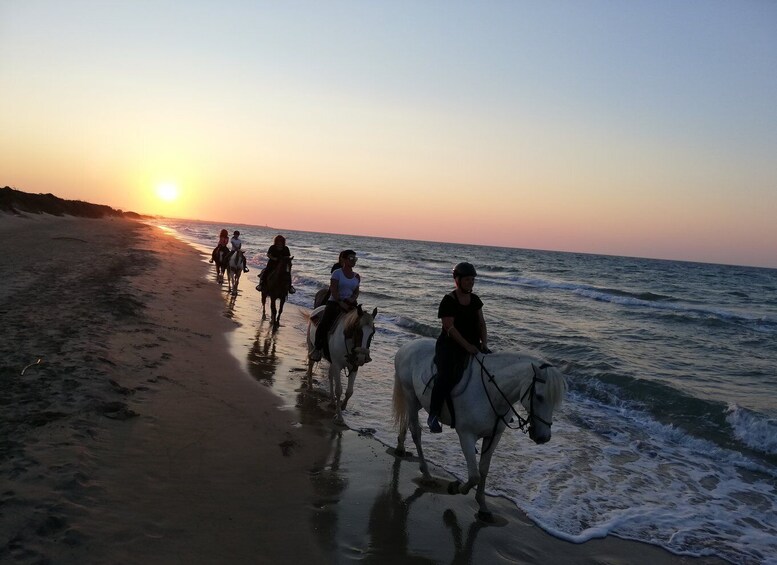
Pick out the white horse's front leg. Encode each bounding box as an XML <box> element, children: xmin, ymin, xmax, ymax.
<box><xmin>330</xmin><ymin>365</ymin><xmax>344</xmax><ymax>424</ymax></box>
<box><xmin>474</xmin><ymin>433</ymin><xmax>502</xmax><ymax>519</ymax></box>
<box><xmin>327</xmin><ymin>364</ymin><xmax>335</xmax><ymax>403</ymax></box>
<box><xmin>341</xmin><ymin>368</ymin><xmax>357</xmax><ymax>410</ymax></box>
<box><xmin>455</xmin><ymin>431</ymin><xmax>481</xmax><ymax>495</ymax></box>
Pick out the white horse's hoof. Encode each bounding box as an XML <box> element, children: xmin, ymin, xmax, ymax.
<box><xmin>477</xmin><ymin>510</ymin><xmax>495</xmax><ymax>523</ymax></box>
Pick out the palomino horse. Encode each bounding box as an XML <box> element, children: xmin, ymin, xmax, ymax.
<box><xmin>260</xmin><ymin>256</ymin><xmax>293</xmax><ymax>327</ymax></box>
<box><xmin>227</xmin><ymin>250</ymin><xmax>245</xmax><ymax>295</ymax></box>
<box><xmin>211</xmin><ymin>246</ymin><xmax>229</xmax><ymax>282</ymax></box>
<box><xmin>307</xmin><ymin>304</ymin><xmax>377</xmax><ymax>424</ymax></box>
<box><xmin>392</xmin><ymin>338</ymin><xmax>566</xmax><ymax>520</ymax></box>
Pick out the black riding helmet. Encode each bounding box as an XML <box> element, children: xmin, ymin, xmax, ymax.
<box><xmin>453</xmin><ymin>262</ymin><xmax>477</xmax><ymax>279</ymax></box>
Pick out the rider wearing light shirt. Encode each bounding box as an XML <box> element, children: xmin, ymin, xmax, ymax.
<box><xmin>330</xmin><ymin>267</ymin><xmax>359</xmax><ymax>303</ymax></box>
<box><xmin>229</xmin><ymin>230</ymin><xmax>249</xmax><ymax>273</ymax></box>
<box><xmin>310</xmin><ymin>249</ymin><xmax>360</xmax><ymax>361</ymax></box>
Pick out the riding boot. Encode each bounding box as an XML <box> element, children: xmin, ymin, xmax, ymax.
<box><xmin>427</xmin><ymin>413</ymin><xmax>442</xmax><ymax>433</ymax></box>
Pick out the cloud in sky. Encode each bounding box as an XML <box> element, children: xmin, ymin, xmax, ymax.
<box><xmin>1</xmin><ymin>1</ymin><xmax>776</xmax><ymax>267</ymax></box>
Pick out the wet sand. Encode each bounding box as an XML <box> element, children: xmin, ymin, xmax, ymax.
<box><xmin>0</xmin><ymin>213</ymin><xmax>724</xmax><ymax>564</ymax></box>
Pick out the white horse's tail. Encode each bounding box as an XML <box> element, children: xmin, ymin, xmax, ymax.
<box><xmin>392</xmin><ymin>368</ymin><xmax>408</xmax><ymax>431</ymax></box>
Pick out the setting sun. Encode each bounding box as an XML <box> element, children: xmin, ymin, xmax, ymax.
<box><xmin>156</xmin><ymin>183</ymin><xmax>179</xmax><ymax>202</ymax></box>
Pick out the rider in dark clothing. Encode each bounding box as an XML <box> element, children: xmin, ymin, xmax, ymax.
<box><xmin>258</xmin><ymin>234</ymin><xmax>294</xmax><ymax>293</ymax></box>
<box><xmin>428</xmin><ymin>262</ymin><xmax>490</xmax><ymax>433</ymax></box>
<box><xmin>210</xmin><ymin>229</ymin><xmax>229</xmax><ymax>264</ymax></box>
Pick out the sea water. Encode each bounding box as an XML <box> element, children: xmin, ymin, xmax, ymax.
<box><xmin>157</xmin><ymin>219</ymin><xmax>776</xmax><ymax>564</ymax></box>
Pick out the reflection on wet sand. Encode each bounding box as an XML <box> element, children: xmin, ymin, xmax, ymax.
<box><xmin>444</xmin><ymin>507</ymin><xmax>487</xmax><ymax>565</ymax></box>
<box><xmin>309</xmin><ymin>429</ymin><xmax>346</xmax><ymax>553</ymax></box>
<box><xmin>365</xmin><ymin>457</ymin><xmax>433</xmax><ymax>564</ymax></box>
<box><xmin>247</xmin><ymin>320</ymin><xmax>280</xmax><ymax>384</ymax></box>
<box><xmin>224</xmin><ymin>292</ymin><xmax>238</xmax><ymax>319</ymax></box>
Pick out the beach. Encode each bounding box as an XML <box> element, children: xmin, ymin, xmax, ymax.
<box><xmin>0</xmin><ymin>213</ymin><xmax>725</xmax><ymax>564</ymax></box>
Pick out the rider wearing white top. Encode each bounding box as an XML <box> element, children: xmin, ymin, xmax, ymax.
<box><xmin>310</xmin><ymin>249</ymin><xmax>360</xmax><ymax>361</ymax></box>
<box><xmin>229</xmin><ymin>230</ymin><xmax>249</xmax><ymax>273</ymax></box>
<box><xmin>329</xmin><ymin>268</ymin><xmax>360</xmax><ymax>303</ymax></box>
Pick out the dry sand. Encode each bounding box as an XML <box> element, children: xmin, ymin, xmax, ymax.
<box><xmin>0</xmin><ymin>214</ymin><xmax>723</xmax><ymax>564</ymax></box>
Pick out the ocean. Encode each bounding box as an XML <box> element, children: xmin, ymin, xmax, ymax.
<box><xmin>156</xmin><ymin>218</ymin><xmax>776</xmax><ymax>564</ymax></box>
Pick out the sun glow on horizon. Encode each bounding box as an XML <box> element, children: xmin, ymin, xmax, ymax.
<box><xmin>156</xmin><ymin>182</ymin><xmax>179</xmax><ymax>202</ymax></box>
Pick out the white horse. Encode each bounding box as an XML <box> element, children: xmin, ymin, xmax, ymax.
<box><xmin>307</xmin><ymin>305</ymin><xmax>378</xmax><ymax>424</ymax></box>
<box><xmin>392</xmin><ymin>338</ymin><xmax>566</xmax><ymax>520</ymax></box>
<box><xmin>227</xmin><ymin>250</ymin><xmax>245</xmax><ymax>295</ymax></box>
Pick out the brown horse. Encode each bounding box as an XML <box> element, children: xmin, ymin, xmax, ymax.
<box><xmin>261</xmin><ymin>255</ymin><xmax>293</xmax><ymax>327</ymax></box>
<box><xmin>211</xmin><ymin>245</ymin><xmax>229</xmax><ymax>282</ymax></box>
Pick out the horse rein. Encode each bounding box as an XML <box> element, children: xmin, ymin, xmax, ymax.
<box><xmin>474</xmin><ymin>356</ymin><xmax>553</xmax><ymax>448</ymax></box>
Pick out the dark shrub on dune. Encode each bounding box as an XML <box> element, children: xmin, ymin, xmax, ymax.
<box><xmin>1</xmin><ymin>186</ymin><xmax>145</xmax><ymax>219</ymax></box>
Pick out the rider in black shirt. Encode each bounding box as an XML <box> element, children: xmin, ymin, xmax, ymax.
<box><xmin>428</xmin><ymin>262</ymin><xmax>490</xmax><ymax>433</ymax></box>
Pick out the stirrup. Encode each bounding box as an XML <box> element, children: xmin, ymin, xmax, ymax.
<box><xmin>289</xmin><ymin>286</ymin><xmax>296</xmax><ymax>294</ymax></box>
<box><xmin>427</xmin><ymin>415</ymin><xmax>442</xmax><ymax>434</ymax></box>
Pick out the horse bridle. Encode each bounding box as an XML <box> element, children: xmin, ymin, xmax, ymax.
<box><xmin>342</xmin><ymin>313</ymin><xmax>375</xmax><ymax>369</ymax></box>
<box><xmin>475</xmin><ymin>356</ymin><xmax>553</xmax><ymax>450</ymax></box>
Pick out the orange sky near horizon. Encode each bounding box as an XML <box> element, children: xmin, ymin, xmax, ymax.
<box><xmin>1</xmin><ymin>2</ymin><xmax>776</xmax><ymax>269</ymax></box>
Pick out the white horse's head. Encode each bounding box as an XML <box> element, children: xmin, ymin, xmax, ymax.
<box><xmin>343</xmin><ymin>305</ymin><xmax>377</xmax><ymax>369</ymax></box>
<box><xmin>523</xmin><ymin>362</ymin><xmax>567</xmax><ymax>444</ymax></box>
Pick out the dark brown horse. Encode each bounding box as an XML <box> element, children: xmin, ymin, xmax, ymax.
<box><xmin>211</xmin><ymin>245</ymin><xmax>229</xmax><ymax>282</ymax></box>
<box><xmin>261</xmin><ymin>255</ymin><xmax>293</xmax><ymax>327</ymax></box>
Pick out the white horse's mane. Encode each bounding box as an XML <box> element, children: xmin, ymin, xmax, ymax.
<box><xmin>342</xmin><ymin>308</ymin><xmax>373</xmax><ymax>334</ymax></box>
<box><xmin>477</xmin><ymin>351</ymin><xmax>567</xmax><ymax>409</ymax></box>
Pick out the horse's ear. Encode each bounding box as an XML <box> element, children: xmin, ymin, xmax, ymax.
<box><xmin>371</xmin><ymin>307</ymin><xmax>377</xmax><ymax>318</ymax></box>
<box><xmin>357</xmin><ymin>304</ymin><xmax>363</xmax><ymax>316</ymax></box>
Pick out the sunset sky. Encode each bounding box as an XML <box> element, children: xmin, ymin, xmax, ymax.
<box><xmin>2</xmin><ymin>1</ymin><xmax>776</xmax><ymax>268</ymax></box>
